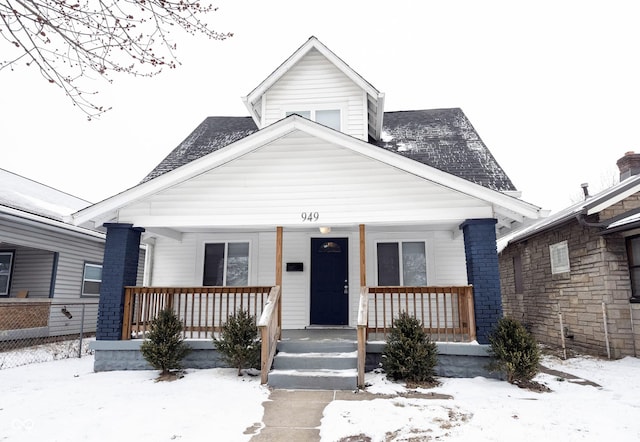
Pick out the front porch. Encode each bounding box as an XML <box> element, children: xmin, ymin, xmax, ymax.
<box><xmin>95</xmin><ymin>284</ymin><xmax>490</xmax><ymax>387</ymax></box>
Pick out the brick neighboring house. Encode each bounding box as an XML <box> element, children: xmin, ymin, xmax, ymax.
<box><xmin>499</xmin><ymin>152</ymin><xmax>640</xmax><ymax>358</ymax></box>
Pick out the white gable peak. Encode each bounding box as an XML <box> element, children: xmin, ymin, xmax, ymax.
<box><xmin>241</xmin><ymin>36</ymin><xmax>385</xmax><ymax>141</ymax></box>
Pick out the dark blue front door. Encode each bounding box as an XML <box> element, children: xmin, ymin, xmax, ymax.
<box><xmin>310</xmin><ymin>237</ymin><xmax>349</xmax><ymax>325</ymax></box>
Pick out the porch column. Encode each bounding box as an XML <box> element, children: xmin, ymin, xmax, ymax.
<box><xmin>359</xmin><ymin>224</ymin><xmax>366</xmax><ymax>286</ymax></box>
<box><xmin>460</xmin><ymin>218</ymin><xmax>502</xmax><ymax>344</ymax></box>
<box><xmin>96</xmin><ymin>223</ymin><xmax>144</xmax><ymax>340</ymax></box>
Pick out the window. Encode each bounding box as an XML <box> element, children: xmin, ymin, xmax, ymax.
<box><xmin>377</xmin><ymin>242</ymin><xmax>427</xmax><ymax>286</ymax></box>
<box><xmin>203</xmin><ymin>242</ymin><xmax>249</xmax><ymax>286</ymax></box>
<box><xmin>513</xmin><ymin>254</ymin><xmax>524</xmax><ymax>294</ymax></box>
<box><xmin>82</xmin><ymin>263</ymin><xmax>102</xmax><ymax>296</ymax></box>
<box><xmin>549</xmin><ymin>241</ymin><xmax>570</xmax><ymax>274</ymax></box>
<box><xmin>286</xmin><ymin>109</ymin><xmax>341</xmax><ymax>130</ymax></box>
<box><xmin>626</xmin><ymin>236</ymin><xmax>640</xmax><ymax>300</ymax></box>
<box><xmin>0</xmin><ymin>251</ymin><xmax>14</xmax><ymax>296</ymax></box>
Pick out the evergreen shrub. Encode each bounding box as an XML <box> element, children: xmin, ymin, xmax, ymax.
<box><xmin>213</xmin><ymin>309</ymin><xmax>261</xmax><ymax>376</ymax></box>
<box><xmin>382</xmin><ymin>311</ymin><xmax>438</xmax><ymax>383</ymax></box>
<box><xmin>140</xmin><ymin>308</ymin><xmax>191</xmax><ymax>375</ymax></box>
<box><xmin>488</xmin><ymin>316</ymin><xmax>541</xmax><ymax>384</ymax></box>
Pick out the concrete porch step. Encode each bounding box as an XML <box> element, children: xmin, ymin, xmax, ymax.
<box><xmin>267</xmin><ymin>368</ymin><xmax>358</xmax><ymax>390</ymax></box>
<box><xmin>273</xmin><ymin>351</ymin><xmax>358</xmax><ymax>370</ymax></box>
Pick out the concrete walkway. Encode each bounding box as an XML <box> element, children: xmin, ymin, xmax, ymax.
<box><xmin>246</xmin><ymin>389</ymin><xmax>452</xmax><ymax>442</ymax></box>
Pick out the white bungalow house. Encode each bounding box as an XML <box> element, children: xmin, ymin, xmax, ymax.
<box><xmin>71</xmin><ymin>37</ymin><xmax>545</xmax><ymax>387</ymax></box>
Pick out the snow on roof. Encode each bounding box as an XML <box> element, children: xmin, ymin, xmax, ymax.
<box><xmin>0</xmin><ymin>168</ymin><xmax>91</xmax><ymax>221</ymax></box>
<box><xmin>141</xmin><ymin>109</ymin><xmax>516</xmax><ymax>192</ymax></box>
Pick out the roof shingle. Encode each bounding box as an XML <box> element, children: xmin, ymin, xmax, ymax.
<box><xmin>141</xmin><ymin>109</ymin><xmax>515</xmax><ymax>192</ymax></box>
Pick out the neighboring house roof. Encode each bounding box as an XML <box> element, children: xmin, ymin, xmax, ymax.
<box><xmin>499</xmin><ymin>174</ymin><xmax>640</xmax><ymax>250</ymax></box>
<box><xmin>242</xmin><ymin>36</ymin><xmax>385</xmax><ymax>141</ymax></box>
<box><xmin>0</xmin><ymin>168</ymin><xmax>91</xmax><ymax>221</ymax></box>
<box><xmin>142</xmin><ymin>109</ymin><xmax>515</xmax><ymax>192</ymax></box>
<box><xmin>0</xmin><ymin>168</ymin><xmax>105</xmax><ymax>240</ymax></box>
<box><xmin>73</xmin><ymin>115</ymin><xmax>542</xmax><ymax>236</ymax></box>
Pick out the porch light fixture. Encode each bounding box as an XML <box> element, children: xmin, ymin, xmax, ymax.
<box><xmin>319</xmin><ymin>226</ymin><xmax>331</xmax><ymax>234</ymax></box>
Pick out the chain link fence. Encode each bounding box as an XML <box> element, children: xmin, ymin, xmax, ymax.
<box><xmin>0</xmin><ymin>300</ymin><xmax>98</xmax><ymax>369</ymax></box>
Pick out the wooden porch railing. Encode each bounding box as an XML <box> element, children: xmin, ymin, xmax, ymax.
<box><xmin>121</xmin><ymin>286</ymin><xmax>274</xmax><ymax>340</ymax></box>
<box><xmin>257</xmin><ymin>286</ymin><xmax>281</xmax><ymax>384</ymax></box>
<box><xmin>357</xmin><ymin>285</ymin><xmax>476</xmax><ymax>387</ymax></box>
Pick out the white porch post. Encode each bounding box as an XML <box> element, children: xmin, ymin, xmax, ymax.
<box><xmin>276</xmin><ymin>226</ymin><xmax>283</xmax><ymax>338</ymax></box>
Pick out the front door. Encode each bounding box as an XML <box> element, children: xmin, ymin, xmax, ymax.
<box><xmin>310</xmin><ymin>237</ymin><xmax>349</xmax><ymax>325</ymax></box>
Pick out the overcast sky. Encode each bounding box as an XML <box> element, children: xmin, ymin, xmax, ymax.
<box><xmin>2</xmin><ymin>0</ymin><xmax>638</xmax><ymax>213</ymax></box>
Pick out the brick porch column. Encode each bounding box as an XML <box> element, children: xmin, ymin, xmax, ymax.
<box><xmin>96</xmin><ymin>223</ymin><xmax>144</xmax><ymax>340</ymax></box>
<box><xmin>460</xmin><ymin>218</ymin><xmax>502</xmax><ymax>344</ymax></box>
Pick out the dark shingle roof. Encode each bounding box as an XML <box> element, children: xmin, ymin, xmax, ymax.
<box><xmin>374</xmin><ymin>109</ymin><xmax>515</xmax><ymax>191</ymax></box>
<box><xmin>141</xmin><ymin>109</ymin><xmax>516</xmax><ymax>191</ymax></box>
<box><xmin>141</xmin><ymin>116</ymin><xmax>258</xmax><ymax>183</ymax></box>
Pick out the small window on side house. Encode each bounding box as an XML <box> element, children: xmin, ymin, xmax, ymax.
<box><xmin>82</xmin><ymin>263</ymin><xmax>102</xmax><ymax>296</ymax></box>
<box><xmin>203</xmin><ymin>242</ymin><xmax>249</xmax><ymax>286</ymax></box>
<box><xmin>513</xmin><ymin>254</ymin><xmax>524</xmax><ymax>293</ymax></box>
<box><xmin>549</xmin><ymin>241</ymin><xmax>570</xmax><ymax>274</ymax></box>
<box><xmin>626</xmin><ymin>236</ymin><xmax>640</xmax><ymax>301</ymax></box>
<box><xmin>0</xmin><ymin>251</ymin><xmax>14</xmax><ymax>296</ymax></box>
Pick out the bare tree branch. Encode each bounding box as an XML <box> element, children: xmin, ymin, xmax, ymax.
<box><xmin>0</xmin><ymin>0</ymin><xmax>231</xmax><ymax>119</ymax></box>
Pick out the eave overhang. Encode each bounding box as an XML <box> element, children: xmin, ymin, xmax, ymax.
<box><xmin>70</xmin><ymin>115</ymin><xmax>543</xmax><ymax>236</ymax></box>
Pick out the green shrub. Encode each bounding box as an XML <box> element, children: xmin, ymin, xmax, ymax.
<box><xmin>214</xmin><ymin>309</ymin><xmax>261</xmax><ymax>376</ymax></box>
<box><xmin>140</xmin><ymin>308</ymin><xmax>191</xmax><ymax>375</ymax></box>
<box><xmin>382</xmin><ymin>312</ymin><xmax>438</xmax><ymax>383</ymax></box>
<box><xmin>488</xmin><ymin>316</ymin><xmax>540</xmax><ymax>384</ymax></box>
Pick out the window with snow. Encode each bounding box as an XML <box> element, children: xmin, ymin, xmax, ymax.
<box><xmin>203</xmin><ymin>242</ymin><xmax>250</xmax><ymax>286</ymax></box>
<box><xmin>549</xmin><ymin>241</ymin><xmax>570</xmax><ymax>274</ymax></box>
<box><xmin>376</xmin><ymin>241</ymin><xmax>427</xmax><ymax>286</ymax></box>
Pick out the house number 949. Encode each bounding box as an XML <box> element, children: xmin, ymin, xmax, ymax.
<box><xmin>301</xmin><ymin>212</ymin><xmax>319</xmax><ymax>222</ymax></box>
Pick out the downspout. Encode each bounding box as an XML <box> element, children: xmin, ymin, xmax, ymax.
<box><xmin>575</xmin><ymin>212</ymin><xmax>608</xmax><ymax>229</ymax></box>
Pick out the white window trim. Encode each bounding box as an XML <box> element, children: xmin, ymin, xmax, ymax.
<box><xmin>283</xmin><ymin>104</ymin><xmax>346</xmax><ymax>131</ymax></box>
<box><xmin>202</xmin><ymin>241</ymin><xmax>252</xmax><ymax>286</ymax></box>
<box><xmin>550</xmin><ymin>241</ymin><xmax>570</xmax><ymax>274</ymax></box>
<box><xmin>81</xmin><ymin>262</ymin><xmax>102</xmax><ymax>297</ymax></box>
<box><xmin>374</xmin><ymin>240</ymin><xmax>428</xmax><ymax>286</ymax></box>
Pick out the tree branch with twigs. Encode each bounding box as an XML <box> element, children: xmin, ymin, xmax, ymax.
<box><xmin>0</xmin><ymin>0</ymin><xmax>231</xmax><ymax>119</ymax></box>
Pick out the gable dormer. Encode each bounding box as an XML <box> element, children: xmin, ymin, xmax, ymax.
<box><xmin>242</xmin><ymin>36</ymin><xmax>385</xmax><ymax>141</ymax></box>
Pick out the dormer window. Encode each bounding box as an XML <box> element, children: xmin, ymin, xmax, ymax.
<box><xmin>286</xmin><ymin>109</ymin><xmax>341</xmax><ymax>131</ymax></box>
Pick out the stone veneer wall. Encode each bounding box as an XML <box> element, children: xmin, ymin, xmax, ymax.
<box><xmin>499</xmin><ymin>218</ymin><xmax>640</xmax><ymax>358</ymax></box>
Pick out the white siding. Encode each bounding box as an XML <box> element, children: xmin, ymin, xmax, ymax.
<box><xmin>150</xmin><ymin>234</ymin><xmax>198</xmax><ymax>286</ymax></box>
<box><xmin>262</xmin><ymin>48</ymin><xmax>367</xmax><ymax>140</ymax></box>
<box><xmin>148</xmin><ymin>226</ymin><xmax>467</xmax><ymax>329</ymax></box>
<box><xmin>118</xmin><ymin>131</ymin><xmax>490</xmax><ymax>228</ymax></box>
<box><xmin>366</xmin><ymin>229</ymin><xmax>468</xmax><ymax>287</ymax></box>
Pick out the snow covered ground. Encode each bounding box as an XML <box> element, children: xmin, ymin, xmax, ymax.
<box><xmin>1</xmin><ymin>342</ymin><xmax>639</xmax><ymax>441</ymax></box>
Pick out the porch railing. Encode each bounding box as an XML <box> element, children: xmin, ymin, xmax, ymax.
<box><xmin>357</xmin><ymin>285</ymin><xmax>476</xmax><ymax>387</ymax></box>
<box><xmin>257</xmin><ymin>286</ymin><xmax>281</xmax><ymax>384</ymax></box>
<box><xmin>121</xmin><ymin>286</ymin><xmax>274</xmax><ymax>340</ymax></box>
